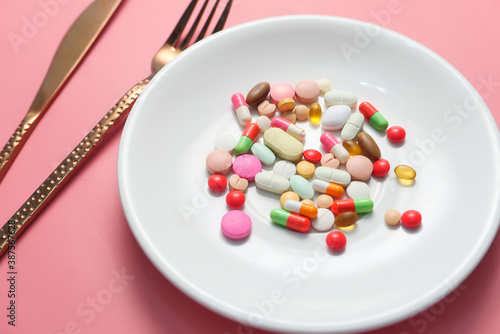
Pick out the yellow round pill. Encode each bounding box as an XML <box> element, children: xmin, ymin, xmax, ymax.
<box><xmin>280</xmin><ymin>191</ymin><xmax>300</xmax><ymax>209</ymax></box>
<box><xmin>296</xmin><ymin>160</ymin><xmax>315</xmax><ymax>179</ymax></box>
<box><xmin>278</xmin><ymin>98</ymin><xmax>296</xmax><ymax>112</ymax></box>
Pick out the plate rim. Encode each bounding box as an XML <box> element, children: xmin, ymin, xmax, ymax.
<box><xmin>118</xmin><ymin>14</ymin><xmax>500</xmax><ymax>333</ymax></box>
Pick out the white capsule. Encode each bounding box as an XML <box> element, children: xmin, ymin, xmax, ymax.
<box><xmin>341</xmin><ymin>113</ymin><xmax>364</xmax><ymax>140</ymax></box>
<box><xmin>231</xmin><ymin>93</ymin><xmax>252</xmax><ymax>126</ymax></box>
<box><xmin>235</xmin><ymin>106</ymin><xmax>251</xmax><ymax>126</ymax></box>
<box><xmin>324</xmin><ymin>90</ymin><xmax>358</xmax><ymax>108</ymax></box>
<box><xmin>331</xmin><ymin>144</ymin><xmax>350</xmax><ymax>164</ymax></box>
<box><xmin>311</xmin><ymin>179</ymin><xmax>329</xmax><ymax>193</ymax></box>
<box><xmin>322</xmin><ymin>105</ymin><xmax>352</xmax><ymax>131</ymax></box>
<box><xmin>255</xmin><ymin>172</ymin><xmax>290</xmax><ymax>194</ymax></box>
<box><xmin>315</xmin><ymin>167</ymin><xmax>351</xmax><ymax>186</ymax></box>
<box><xmin>287</xmin><ymin>123</ymin><xmax>306</xmax><ymax>141</ymax></box>
<box><xmin>284</xmin><ymin>199</ymin><xmax>318</xmax><ymax>219</ymax></box>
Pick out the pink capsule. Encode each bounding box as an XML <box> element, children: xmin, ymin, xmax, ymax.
<box><xmin>271</xmin><ymin>116</ymin><xmax>306</xmax><ymax>140</ymax></box>
<box><xmin>231</xmin><ymin>93</ymin><xmax>252</xmax><ymax>126</ymax></box>
<box><xmin>320</xmin><ymin>132</ymin><xmax>349</xmax><ymax>163</ymax></box>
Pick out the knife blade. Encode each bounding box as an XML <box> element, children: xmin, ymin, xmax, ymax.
<box><xmin>0</xmin><ymin>0</ymin><xmax>123</xmax><ymax>184</ymax></box>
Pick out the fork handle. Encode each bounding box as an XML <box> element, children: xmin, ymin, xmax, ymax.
<box><xmin>0</xmin><ymin>78</ymin><xmax>150</xmax><ymax>257</ymax></box>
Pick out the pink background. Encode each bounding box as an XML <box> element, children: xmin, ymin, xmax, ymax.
<box><xmin>1</xmin><ymin>0</ymin><xmax>500</xmax><ymax>333</ymax></box>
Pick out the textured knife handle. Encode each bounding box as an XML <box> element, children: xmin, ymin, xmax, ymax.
<box><xmin>0</xmin><ymin>116</ymin><xmax>37</xmax><ymax>183</ymax></box>
<box><xmin>0</xmin><ymin>78</ymin><xmax>150</xmax><ymax>256</ymax></box>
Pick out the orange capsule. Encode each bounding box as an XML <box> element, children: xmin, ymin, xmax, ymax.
<box><xmin>283</xmin><ymin>199</ymin><xmax>318</xmax><ymax>219</ymax></box>
<box><xmin>311</xmin><ymin>179</ymin><xmax>344</xmax><ymax>198</ymax></box>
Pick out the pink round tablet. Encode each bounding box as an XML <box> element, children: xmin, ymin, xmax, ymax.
<box><xmin>221</xmin><ymin>210</ymin><xmax>252</xmax><ymax>239</ymax></box>
<box><xmin>206</xmin><ymin>150</ymin><xmax>233</xmax><ymax>174</ymax></box>
<box><xmin>295</xmin><ymin>79</ymin><xmax>320</xmax><ymax>103</ymax></box>
<box><xmin>345</xmin><ymin>155</ymin><xmax>373</xmax><ymax>181</ymax></box>
<box><xmin>270</xmin><ymin>82</ymin><xmax>295</xmax><ymax>104</ymax></box>
<box><xmin>232</xmin><ymin>154</ymin><xmax>262</xmax><ymax>181</ymax></box>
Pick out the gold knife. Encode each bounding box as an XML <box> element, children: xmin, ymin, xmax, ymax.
<box><xmin>0</xmin><ymin>0</ymin><xmax>123</xmax><ymax>184</ymax></box>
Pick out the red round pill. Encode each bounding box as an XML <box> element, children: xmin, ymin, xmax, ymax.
<box><xmin>401</xmin><ymin>210</ymin><xmax>422</xmax><ymax>228</ymax></box>
<box><xmin>303</xmin><ymin>149</ymin><xmax>322</xmax><ymax>163</ymax></box>
<box><xmin>326</xmin><ymin>231</ymin><xmax>347</xmax><ymax>251</ymax></box>
<box><xmin>372</xmin><ymin>159</ymin><xmax>390</xmax><ymax>177</ymax></box>
<box><xmin>226</xmin><ymin>190</ymin><xmax>246</xmax><ymax>209</ymax></box>
<box><xmin>208</xmin><ymin>174</ymin><xmax>227</xmax><ymax>192</ymax></box>
<box><xmin>387</xmin><ymin>126</ymin><xmax>406</xmax><ymax>143</ymax></box>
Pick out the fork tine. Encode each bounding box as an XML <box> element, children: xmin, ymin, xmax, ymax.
<box><xmin>179</xmin><ymin>0</ymin><xmax>209</xmax><ymax>50</ymax></box>
<box><xmin>165</xmin><ymin>0</ymin><xmax>198</xmax><ymax>47</ymax></box>
<box><xmin>194</xmin><ymin>0</ymin><xmax>220</xmax><ymax>43</ymax></box>
<box><xmin>212</xmin><ymin>0</ymin><xmax>232</xmax><ymax>34</ymax></box>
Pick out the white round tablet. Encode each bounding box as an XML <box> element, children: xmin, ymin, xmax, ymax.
<box><xmin>256</xmin><ymin>115</ymin><xmax>271</xmax><ymax>132</ymax></box>
<box><xmin>273</xmin><ymin>160</ymin><xmax>296</xmax><ymax>179</ymax></box>
<box><xmin>312</xmin><ymin>208</ymin><xmax>334</xmax><ymax>232</ymax></box>
<box><xmin>214</xmin><ymin>133</ymin><xmax>236</xmax><ymax>152</ymax></box>
<box><xmin>346</xmin><ymin>181</ymin><xmax>370</xmax><ymax>199</ymax></box>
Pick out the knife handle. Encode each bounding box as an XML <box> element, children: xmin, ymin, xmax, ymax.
<box><xmin>0</xmin><ymin>0</ymin><xmax>123</xmax><ymax>185</ymax></box>
<box><xmin>0</xmin><ymin>115</ymin><xmax>35</xmax><ymax>183</ymax></box>
<box><xmin>0</xmin><ymin>78</ymin><xmax>150</xmax><ymax>256</ymax></box>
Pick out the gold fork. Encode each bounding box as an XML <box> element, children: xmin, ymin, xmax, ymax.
<box><xmin>0</xmin><ymin>0</ymin><xmax>232</xmax><ymax>256</ymax></box>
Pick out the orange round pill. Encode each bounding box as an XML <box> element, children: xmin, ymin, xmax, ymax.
<box><xmin>316</xmin><ymin>194</ymin><xmax>334</xmax><ymax>208</ymax></box>
<box><xmin>296</xmin><ymin>160</ymin><xmax>315</xmax><ymax>179</ymax></box>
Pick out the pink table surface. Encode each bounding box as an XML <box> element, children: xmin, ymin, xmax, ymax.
<box><xmin>1</xmin><ymin>0</ymin><xmax>500</xmax><ymax>333</ymax></box>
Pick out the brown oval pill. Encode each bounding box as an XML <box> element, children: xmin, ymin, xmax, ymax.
<box><xmin>357</xmin><ymin>132</ymin><xmax>381</xmax><ymax>161</ymax></box>
<box><xmin>246</xmin><ymin>82</ymin><xmax>270</xmax><ymax>106</ymax></box>
<box><xmin>334</xmin><ymin>211</ymin><xmax>358</xmax><ymax>228</ymax></box>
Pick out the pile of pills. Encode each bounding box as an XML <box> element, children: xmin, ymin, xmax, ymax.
<box><xmin>205</xmin><ymin>79</ymin><xmax>420</xmax><ymax>252</ymax></box>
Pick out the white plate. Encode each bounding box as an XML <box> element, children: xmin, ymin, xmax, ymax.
<box><xmin>118</xmin><ymin>16</ymin><xmax>500</xmax><ymax>333</ymax></box>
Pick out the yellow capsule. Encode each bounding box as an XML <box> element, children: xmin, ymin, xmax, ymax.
<box><xmin>280</xmin><ymin>191</ymin><xmax>300</xmax><ymax>209</ymax></box>
<box><xmin>342</xmin><ymin>139</ymin><xmax>362</xmax><ymax>156</ymax></box>
<box><xmin>309</xmin><ymin>102</ymin><xmax>322</xmax><ymax>124</ymax></box>
<box><xmin>394</xmin><ymin>165</ymin><xmax>416</xmax><ymax>180</ymax></box>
